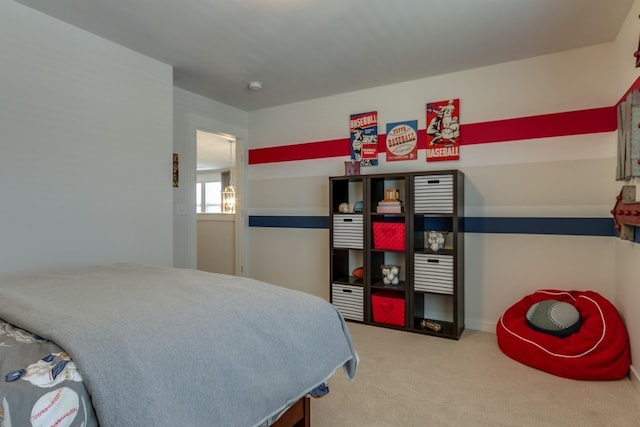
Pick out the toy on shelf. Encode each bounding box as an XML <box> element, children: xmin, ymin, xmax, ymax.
<box><xmin>377</xmin><ymin>188</ymin><xmax>403</xmax><ymax>213</ymax></box>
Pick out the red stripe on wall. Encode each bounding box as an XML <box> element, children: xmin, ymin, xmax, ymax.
<box><xmin>248</xmin><ymin>137</ymin><xmax>350</xmax><ymax>165</ymax></box>
<box><xmin>248</xmin><ymin>106</ymin><xmax>617</xmax><ymax>165</ymax></box>
<box><xmin>461</xmin><ymin>106</ymin><xmax>616</xmax><ymax>146</ymax></box>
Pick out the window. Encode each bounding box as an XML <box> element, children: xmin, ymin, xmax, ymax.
<box><xmin>196</xmin><ymin>175</ymin><xmax>223</xmax><ymax>213</ymax></box>
<box><xmin>204</xmin><ymin>181</ymin><xmax>222</xmax><ymax>213</ymax></box>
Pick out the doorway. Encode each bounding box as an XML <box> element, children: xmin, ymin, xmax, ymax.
<box><xmin>196</xmin><ymin>130</ymin><xmax>237</xmax><ymax>275</ymax></box>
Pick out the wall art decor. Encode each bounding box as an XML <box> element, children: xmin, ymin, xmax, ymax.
<box><xmin>173</xmin><ymin>153</ymin><xmax>179</xmax><ymax>187</ymax></box>
<box><xmin>611</xmin><ymin>185</ymin><xmax>640</xmax><ymax>241</ymax></box>
<box><xmin>350</xmin><ymin>111</ymin><xmax>378</xmax><ymax>166</ymax></box>
<box><xmin>616</xmin><ymin>89</ymin><xmax>640</xmax><ymax>180</ymax></box>
<box><xmin>385</xmin><ymin>120</ymin><xmax>418</xmax><ymax>161</ymax></box>
<box><xmin>344</xmin><ymin>160</ymin><xmax>361</xmax><ymax>176</ymax></box>
<box><xmin>426</xmin><ymin>99</ymin><xmax>460</xmax><ymax>162</ymax></box>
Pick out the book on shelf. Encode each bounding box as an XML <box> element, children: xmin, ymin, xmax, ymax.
<box><xmin>377</xmin><ymin>200</ymin><xmax>402</xmax><ymax>206</ymax></box>
<box><xmin>376</xmin><ymin>205</ymin><xmax>402</xmax><ymax>213</ymax></box>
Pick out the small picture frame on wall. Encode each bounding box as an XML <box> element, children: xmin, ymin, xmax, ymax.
<box><xmin>344</xmin><ymin>160</ymin><xmax>361</xmax><ymax>176</ymax></box>
<box><xmin>173</xmin><ymin>153</ymin><xmax>179</xmax><ymax>187</ymax></box>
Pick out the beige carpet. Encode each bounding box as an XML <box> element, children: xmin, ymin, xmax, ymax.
<box><xmin>312</xmin><ymin>323</ymin><xmax>640</xmax><ymax>426</ymax></box>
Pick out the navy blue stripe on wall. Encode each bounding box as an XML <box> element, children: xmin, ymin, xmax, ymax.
<box><xmin>464</xmin><ymin>217</ymin><xmax>617</xmax><ymax>237</ymax></box>
<box><xmin>249</xmin><ymin>215</ymin><xmax>622</xmax><ymax>237</ymax></box>
<box><xmin>249</xmin><ymin>216</ymin><xmax>329</xmax><ymax>229</ymax></box>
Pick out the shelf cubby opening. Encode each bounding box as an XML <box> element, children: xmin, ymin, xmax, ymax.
<box><xmin>331</xmin><ymin>248</ymin><xmax>364</xmax><ymax>286</ymax></box>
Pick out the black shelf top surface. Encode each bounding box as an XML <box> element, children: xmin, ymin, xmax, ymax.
<box><xmin>332</xmin><ymin>276</ymin><xmax>364</xmax><ymax>286</ymax></box>
<box><xmin>414</xmin><ymin>248</ymin><xmax>454</xmax><ymax>255</ymax></box>
<box><xmin>371</xmin><ymin>282</ymin><xmax>407</xmax><ymax>291</ymax></box>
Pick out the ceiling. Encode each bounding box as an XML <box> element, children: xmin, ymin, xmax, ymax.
<box><xmin>15</xmin><ymin>0</ymin><xmax>635</xmax><ymax>112</ymax></box>
<box><xmin>196</xmin><ymin>130</ymin><xmax>234</xmax><ymax>171</ymax></box>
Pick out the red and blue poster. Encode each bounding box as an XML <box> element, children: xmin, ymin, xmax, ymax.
<box><xmin>426</xmin><ymin>99</ymin><xmax>460</xmax><ymax>162</ymax></box>
<box><xmin>385</xmin><ymin>120</ymin><xmax>418</xmax><ymax>161</ymax></box>
<box><xmin>350</xmin><ymin>111</ymin><xmax>378</xmax><ymax>166</ymax></box>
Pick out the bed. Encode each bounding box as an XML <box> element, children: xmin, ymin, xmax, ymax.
<box><xmin>0</xmin><ymin>263</ymin><xmax>358</xmax><ymax>426</ymax></box>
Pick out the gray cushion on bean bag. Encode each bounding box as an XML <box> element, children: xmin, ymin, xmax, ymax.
<box><xmin>526</xmin><ymin>300</ymin><xmax>582</xmax><ymax>337</ymax></box>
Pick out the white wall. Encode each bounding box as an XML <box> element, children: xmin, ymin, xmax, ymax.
<box><xmin>0</xmin><ymin>1</ymin><xmax>173</xmax><ymax>274</ymax></box>
<box><xmin>173</xmin><ymin>88</ymin><xmax>248</xmax><ymax>269</ymax></box>
<box><xmin>247</xmin><ymin>42</ymin><xmax>619</xmax><ymax>330</ymax></box>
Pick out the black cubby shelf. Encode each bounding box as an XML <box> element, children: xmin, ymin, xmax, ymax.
<box><xmin>329</xmin><ymin>170</ymin><xmax>464</xmax><ymax>340</ymax></box>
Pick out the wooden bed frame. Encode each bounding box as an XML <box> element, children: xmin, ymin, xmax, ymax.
<box><xmin>271</xmin><ymin>396</ymin><xmax>310</xmax><ymax>427</ymax></box>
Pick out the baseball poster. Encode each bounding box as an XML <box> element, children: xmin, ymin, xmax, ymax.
<box><xmin>385</xmin><ymin>120</ymin><xmax>418</xmax><ymax>161</ymax></box>
<box><xmin>350</xmin><ymin>111</ymin><xmax>378</xmax><ymax>166</ymax></box>
<box><xmin>426</xmin><ymin>99</ymin><xmax>460</xmax><ymax>162</ymax></box>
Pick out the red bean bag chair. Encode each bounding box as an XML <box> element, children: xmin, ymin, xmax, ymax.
<box><xmin>496</xmin><ymin>290</ymin><xmax>631</xmax><ymax>380</ymax></box>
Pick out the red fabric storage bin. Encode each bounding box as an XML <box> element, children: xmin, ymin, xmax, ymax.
<box><xmin>372</xmin><ymin>291</ymin><xmax>405</xmax><ymax>327</ymax></box>
<box><xmin>373</xmin><ymin>222</ymin><xmax>405</xmax><ymax>250</ymax></box>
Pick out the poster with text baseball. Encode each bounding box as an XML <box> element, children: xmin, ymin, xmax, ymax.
<box><xmin>385</xmin><ymin>120</ymin><xmax>418</xmax><ymax>161</ymax></box>
<box><xmin>426</xmin><ymin>99</ymin><xmax>460</xmax><ymax>162</ymax></box>
<box><xmin>350</xmin><ymin>111</ymin><xmax>378</xmax><ymax>166</ymax></box>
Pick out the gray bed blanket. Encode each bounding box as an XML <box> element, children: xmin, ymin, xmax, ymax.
<box><xmin>0</xmin><ymin>263</ymin><xmax>358</xmax><ymax>426</ymax></box>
